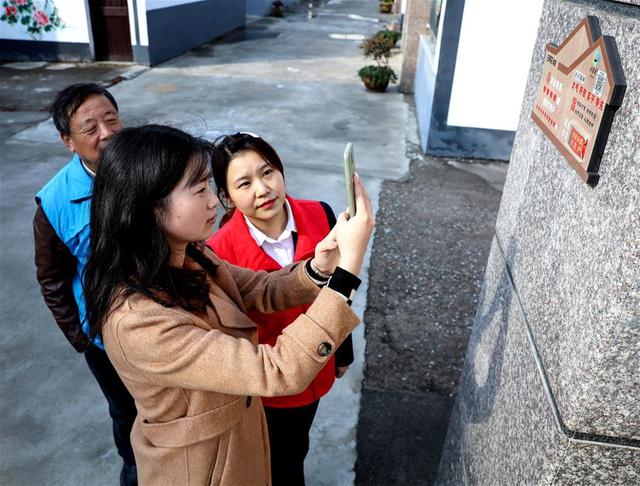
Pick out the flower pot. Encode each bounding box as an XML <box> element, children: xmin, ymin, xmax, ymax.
<box><xmin>379</xmin><ymin>2</ymin><xmax>393</xmax><ymax>14</ymax></box>
<box><xmin>362</xmin><ymin>76</ymin><xmax>390</xmax><ymax>92</ymax></box>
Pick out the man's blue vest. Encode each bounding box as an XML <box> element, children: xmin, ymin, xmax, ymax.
<box><xmin>36</xmin><ymin>154</ymin><xmax>103</xmax><ymax>348</ymax></box>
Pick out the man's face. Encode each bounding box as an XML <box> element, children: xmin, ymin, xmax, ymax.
<box><xmin>61</xmin><ymin>94</ymin><xmax>122</xmax><ymax>170</ymax></box>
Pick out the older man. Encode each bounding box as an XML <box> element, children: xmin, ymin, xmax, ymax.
<box><xmin>33</xmin><ymin>83</ymin><xmax>137</xmax><ymax>486</ymax></box>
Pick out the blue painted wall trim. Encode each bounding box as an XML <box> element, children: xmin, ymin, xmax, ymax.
<box><xmin>414</xmin><ymin>0</ymin><xmax>515</xmax><ymax>161</ymax></box>
<box><xmin>146</xmin><ymin>0</ymin><xmax>246</xmax><ymax>65</ymax></box>
<box><xmin>427</xmin><ymin>124</ymin><xmax>515</xmax><ymax>160</ymax></box>
<box><xmin>0</xmin><ymin>40</ymin><xmax>92</xmax><ymax>62</ymax></box>
<box><xmin>132</xmin><ymin>45</ymin><xmax>150</xmax><ymax>66</ymax></box>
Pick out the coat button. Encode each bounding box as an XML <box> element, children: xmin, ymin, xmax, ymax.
<box><xmin>246</xmin><ymin>396</ymin><xmax>252</xmax><ymax>407</ymax></box>
<box><xmin>317</xmin><ymin>342</ymin><xmax>332</xmax><ymax>357</ymax></box>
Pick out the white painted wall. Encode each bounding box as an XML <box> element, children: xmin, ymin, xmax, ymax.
<box><xmin>426</xmin><ymin>0</ymin><xmax>447</xmax><ymax>74</ymax></box>
<box><xmin>447</xmin><ymin>0</ymin><xmax>544</xmax><ymax>131</ymax></box>
<box><xmin>0</xmin><ymin>0</ymin><xmax>90</xmax><ymax>43</ymax></box>
<box><xmin>136</xmin><ymin>0</ymin><xmax>149</xmax><ymax>46</ymax></box>
<box><xmin>127</xmin><ymin>0</ymin><xmax>138</xmax><ymax>45</ymax></box>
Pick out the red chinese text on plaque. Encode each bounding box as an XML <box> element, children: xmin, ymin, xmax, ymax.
<box><xmin>531</xmin><ymin>16</ymin><xmax>626</xmax><ymax>187</ymax></box>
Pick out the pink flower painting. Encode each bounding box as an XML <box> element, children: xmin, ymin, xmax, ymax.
<box><xmin>1</xmin><ymin>0</ymin><xmax>64</xmax><ymax>39</ymax></box>
<box><xmin>34</xmin><ymin>9</ymin><xmax>48</xmax><ymax>25</ymax></box>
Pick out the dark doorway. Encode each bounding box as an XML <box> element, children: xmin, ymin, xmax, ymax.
<box><xmin>89</xmin><ymin>0</ymin><xmax>133</xmax><ymax>62</ymax></box>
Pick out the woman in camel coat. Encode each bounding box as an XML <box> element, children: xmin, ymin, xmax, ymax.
<box><xmin>83</xmin><ymin>125</ymin><xmax>374</xmax><ymax>485</ymax></box>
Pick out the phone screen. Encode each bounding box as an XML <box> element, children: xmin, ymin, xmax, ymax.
<box><xmin>343</xmin><ymin>143</ymin><xmax>356</xmax><ymax>217</ymax></box>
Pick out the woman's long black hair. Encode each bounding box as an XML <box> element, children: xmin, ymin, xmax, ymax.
<box><xmin>84</xmin><ymin>124</ymin><xmax>216</xmax><ymax>339</ymax></box>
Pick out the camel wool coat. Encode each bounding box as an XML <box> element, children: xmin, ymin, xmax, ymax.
<box><xmin>102</xmin><ymin>247</ymin><xmax>359</xmax><ymax>486</ymax></box>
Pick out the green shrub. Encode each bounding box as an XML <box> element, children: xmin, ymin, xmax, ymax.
<box><xmin>359</xmin><ymin>34</ymin><xmax>395</xmax><ymax>63</ymax></box>
<box><xmin>357</xmin><ymin>65</ymin><xmax>398</xmax><ymax>85</ymax></box>
<box><xmin>376</xmin><ymin>30</ymin><xmax>401</xmax><ymax>45</ymax></box>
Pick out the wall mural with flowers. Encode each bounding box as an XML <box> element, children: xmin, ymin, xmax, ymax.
<box><xmin>1</xmin><ymin>0</ymin><xmax>63</xmax><ymax>40</ymax></box>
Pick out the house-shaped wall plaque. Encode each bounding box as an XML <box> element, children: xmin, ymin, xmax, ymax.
<box><xmin>531</xmin><ymin>16</ymin><xmax>626</xmax><ymax>187</ymax></box>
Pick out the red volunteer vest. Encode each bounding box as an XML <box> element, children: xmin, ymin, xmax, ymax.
<box><xmin>207</xmin><ymin>196</ymin><xmax>335</xmax><ymax>408</ymax></box>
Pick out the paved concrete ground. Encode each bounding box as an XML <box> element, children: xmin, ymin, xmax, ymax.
<box><xmin>0</xmin><ymin>62</ymin><xmax>145</xmax><ymax>140</ymax></box>
<box><xmin>0</xmin><ymin>1</ymin><xmax>408</xmax><ymax>485</ymax></box>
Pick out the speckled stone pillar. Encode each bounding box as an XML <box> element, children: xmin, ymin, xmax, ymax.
<box><xmin>399</xmin><ymin>0</ymin><xmax>430</xmax><ymax>94</ymax></box>
<box><xmin>436</xmin><ymin>0</ymin><xmax>640</xmax><ymax>483</ymax></box>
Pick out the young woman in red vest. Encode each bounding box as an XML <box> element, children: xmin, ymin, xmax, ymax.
<box><xmin>207</xmin><ymin>132</ymin><xmax>354</xmax><ymax>485</ymax></box>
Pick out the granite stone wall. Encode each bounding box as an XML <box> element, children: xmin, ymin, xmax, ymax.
<box><xmin>399</xmin><ymin>0</ymin><xmax>430</xmax><ymax>94</ymax></box>
<box><xmin>436</xmin><ymin>0</ymin><xmax>640</xmax><ymax>483</ymax></box>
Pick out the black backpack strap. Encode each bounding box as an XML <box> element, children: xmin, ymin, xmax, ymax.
<box><xmin>319</xmin><ymin>201</ymin><xmax>337</xmax><ymax>229</ymax></box>
<box><xmin>319</xmin><ymin>200</ymin><xmax>354</xmax><ymax>367</ymax></box>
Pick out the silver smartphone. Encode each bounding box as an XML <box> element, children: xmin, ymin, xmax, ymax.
<box><xmin>343</xmin><ymin>143</ymin><xmax>356</xmax><ymax>217</ymax></box>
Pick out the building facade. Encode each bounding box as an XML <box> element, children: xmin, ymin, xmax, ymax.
<box><xmin>412</xmin><ymin>0</ymin><xmax>544</xmax><ymax>160</ymax></box>
<box><xmin>0</xmin><ymin>0</ymin><xmax>246</xmax><ymax>65</ymax></box>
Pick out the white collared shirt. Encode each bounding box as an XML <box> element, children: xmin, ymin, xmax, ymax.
<box><xmin>80</xmin><ymin>159</ymin><xmax>96</xmax><ymax>178</ymax></box>
<box><xmin>244</xmin><ymin>199</ymin><xmax>297</xmax><ymax>267</ymax></box>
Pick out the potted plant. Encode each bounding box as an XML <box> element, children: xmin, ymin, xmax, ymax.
<box><xmin>375</xmin><ymin>30</ymin><xmax>401</xmax><ymax>47</ymax></box>
<box><xmin>357</xmin><ymin>33</ymin><xmax>398</xmax><ymax>92</ymax></box>
<box><xmin>270</xmin><ymin>0</ymin><xmax>284</xmax><ymax>17</ymax></box>
<box><xmin>379</xmin><ymin>0</ymin><xmax>394</xmax><ymax>14</ymax></box>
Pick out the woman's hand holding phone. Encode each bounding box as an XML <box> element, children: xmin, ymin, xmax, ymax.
<box><xmin>313</xmin><ymin>174</ymin><xmax>374</xmax><ymax>276</ymax></box>
<box><xmin>313</xmin><ymin>143</ymin><xmax>374</xmax><ymax>276</ymax></box>
<box><xmin>334</xmin><ymin>173</ymin><xmax>375</xmax><ymax>275</ymax></box>
<box><xmin>314</xmin><ymin>226</ymin><xmax>339</xmax><ymax>275</ymax></box>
